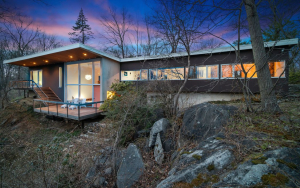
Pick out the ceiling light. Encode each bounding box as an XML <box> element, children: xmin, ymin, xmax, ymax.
<box><xmin>23</xmin><ymin>64</ymin><xmax>26</xmax><ymax>66</ymax></box>
<box><xmin>33</xmin><ymin>62</ymin><xmax>36</xmax><ymax>64</ymax></box>
<box><xmin>70</xmin><ymin>55</ymin><xmax>73</xmax><ymax>58</ymax></box>
<box><xmin>85</xmin><ymin>74</ymin><xmax>92</xmax><ymax>80</ymax></box>
<box><xmin>45</xmin><ymin>60</ymin><xmax>48</xmax><ymax>63</ymax></box>
<box><xmin>83</xmin><ymin>53</ymin><xmax>87</xmax><ymax>56</ymax></box>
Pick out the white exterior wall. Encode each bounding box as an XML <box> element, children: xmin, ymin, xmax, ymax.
<box><xmin>147</xmin><ymin>92</ymin><xmax>243</xmax><ymax>109</ymax></box>
<box><xmin>100</xmin><ymin>57</ymin><xmax>120</xmax><ymax>101</ymax></box>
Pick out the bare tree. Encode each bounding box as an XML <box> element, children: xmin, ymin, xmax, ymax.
<box><xmin>35</xmin><ymin>32</ymin><xmax>62</xmax><ymax>52</ymax></box>
<box><xmin>99</xmin><ymin>7</ymin><xmax>131</xmax><ymax>58</ymax></box>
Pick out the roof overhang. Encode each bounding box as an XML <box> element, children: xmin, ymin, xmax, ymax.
<box><xmin>4</xmin><ymin>43</ymin><xmax>121</xmax><ymax>67</ymax></box>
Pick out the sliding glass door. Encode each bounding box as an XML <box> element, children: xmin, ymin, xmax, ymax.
<box><xmin>30</xmin><ymin>70</ymin><xmax>42</xmax><ymax>87</ymax></box>
<box><xmin>66</xmin><ymin>60</ymin><xmax>101</xmax><ymax>103</ymax></box>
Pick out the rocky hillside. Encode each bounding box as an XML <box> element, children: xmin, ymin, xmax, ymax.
<box><xmin>1</xmin><ymin>91</ymin><xmax>300</xmax><ymax>187</ymax></box>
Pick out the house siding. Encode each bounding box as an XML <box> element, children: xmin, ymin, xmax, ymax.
<box><xmin>29</xmin><ymin>63</ymin><xmax>65</xmax><ymax>100</ymax></box>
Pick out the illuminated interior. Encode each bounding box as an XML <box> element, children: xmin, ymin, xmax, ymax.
<box><xmin>221</xmin><ymin>62</ymin><xmax>284</xmax><ymax>78</ymax></box>
<box><xmin>66</xmin><ymin>61</ymin><xmax>101</xmax><ymax>101</ymax></box>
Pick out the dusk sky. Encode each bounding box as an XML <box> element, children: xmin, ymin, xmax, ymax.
<box><xmin>6</xmin><ymin>0</ymin><xmax>157</xmax><ymax>48</ymax></box>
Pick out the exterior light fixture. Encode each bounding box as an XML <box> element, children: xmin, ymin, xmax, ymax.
<box><xmin>33</xmin><ymin>62</ymin><xmax>36</xmax><ymax>64</ymax></box>
<box><xmin>83</xmin><ymin>53</ymin><xmax>87</xmax><ymax>56</ymax></box>
<box><xmin>45</xmin><ymin>60</ymin><xmax>48</xmax><ymax>63</ymax></box>
<box><xmin>23</xmin><ymin>64</ymin><xmax>26</xmax><ymax>66</ymax></box>
<box><xmin>85</xmin><ymin>74</ymin><xmax>92</xmax><ymax>80</ymax></box>
<box><xmin>70</xmin><ymin>55</ymin><xmax>73</xmax><ymax>58</ymax></box>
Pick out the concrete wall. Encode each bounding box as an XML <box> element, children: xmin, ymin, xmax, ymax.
<box><xmin>100</xmin><ymin>57</ymin><xmax>120</xmax><ymax>100</ymax></box>
<box><xmin>147</xmin><ymin>92</ymin><xmax>243</xmax><ymax>109</ymax></box>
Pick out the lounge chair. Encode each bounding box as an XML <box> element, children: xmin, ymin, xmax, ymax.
<box><xmin>80</xmin><ymin>98</ymin><xmax>87</xmax><ymax>108</ymax></box>
<box><xmin>69</xmin><ymin>98</ymin><xmax>79</xmax><ymax>110</ymax></box>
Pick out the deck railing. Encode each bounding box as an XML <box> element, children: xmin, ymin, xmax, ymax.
<box><xmin>10</xmin><ymin>80</ymin><xmax>48</xmax><ymax>101</ymax></box>
<box><xmin>33</xmin><ymin>99</ymin><xmax>104</xmax><ymax>120</ymax></box>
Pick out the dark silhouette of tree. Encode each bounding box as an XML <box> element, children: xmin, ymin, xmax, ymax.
<box><xmin>68</xmin><ymin>8</ymin><xmax>94</xmax><ymax>44</ymax></box>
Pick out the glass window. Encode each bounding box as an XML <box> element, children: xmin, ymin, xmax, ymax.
<box><xmin>243</xmin><ymin>64</ymin><xmax>257</xmax><ymax>78</ymax></box>
<box><xmin>80</xmin><ymin>85</ymin><xmax>93</xmax><ymax>101</ymax></box>
<box><xmin>141</xmin><ymin>69</ymin><xmax>148</xmax><ymax>80</ymax></box>
<box><xmin>149</xmin><ymin>69</ymin><xmax>157</xmax><ymax>80</ymax></box>
<box><xmin>196</xmin><ymin>66</ymin><xmax>206</xmax><ymax>79</ymax></box>
<box><xmin>269</xmin><ymin>61</ymin><xmax>285</xmax><ymax>77</ymax></box>
<box><xmin>157</xmin><ymin>69</ymin><xmax>166</xmax><ymax>80</ymax></box>
<box><xmin>80</xmin><ymin>62</ymin><xmax>93</xmax><ymax>84</ymax></box>
<box><xmin>121</xmin><ymin>70</ymin><xmax>140</xmax><ymax>81</ymax></box>
<box><xmin>221</xmin><ymin>65</ymin><xmax>233</xmax><ymax>78</ymax></box>
<box><xmin>32</xmin><ymin>71</ymin><xmax>38</xmax><ymax>84</ymax></box>
<box><xmin>67</xmin><ymin>64</ymin><xmax>78</xmax><ymax>84</ymax></box>
<box><xmin>59</xmin><ymin>67</ymin><xmax>62</xmax><ymax>88</ymax></box>
<box><xmin>67</xmin><ymin>85</ymin><xmax>78</xmax><ymax>100</ymax></box>
<box><xmin>207</xmin><ymin>65</ymin><xmax>218</xmax><ymax>78</ymax></box>
<box><xmin>94</xmin><ymin>61</ymin><xmax>101</xmax><ymax>84</ymax></box>
<box><xmin>38</xmin><ymin>70</ymin><xmax>42</xmax><ymax>86</ymax></box>
<box><xmin>185</xmin><ymin>66</ymin><xmax>196</xmax><ymax>79</ymax></box>
<box><xmin>167</xmin><ymin>67</ymin><xmax>184</xmax><ymax>80</ymax></box>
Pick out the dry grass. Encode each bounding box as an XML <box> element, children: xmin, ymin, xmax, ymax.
<box><xmin>0</xmin><ymin>98</ymin><xmax>114</xmax><ymax>187</ymax></box>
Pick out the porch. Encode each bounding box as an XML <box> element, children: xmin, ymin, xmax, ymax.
<box><xmin>33</xmin><ymin>99</ymin><xmax>104</xmax><ymax>120</ymax></box>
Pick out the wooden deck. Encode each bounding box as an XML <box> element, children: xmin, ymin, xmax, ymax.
<box><xmin>34</xmin><ymin>105</ymin><xmax>102</xmax><ymax>120</ymax></box>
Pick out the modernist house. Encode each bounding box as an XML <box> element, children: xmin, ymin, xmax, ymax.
<box><xmin>4</xmin><ymin>38</ymin><xmax>299</xmax><ymax>120</ymax></box>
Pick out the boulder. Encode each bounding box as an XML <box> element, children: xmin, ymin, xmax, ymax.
<box><xmin>154</xmin><ymin>133</ymin><xmax>164</xmax><ymax>164</ymax></box>
<box><xmin>214</xmin><ymin>147</ymin><xmax>300</xmax><ymax>187</ymax></box>
<box><xmin>86</xmin><ymin>166</ymin><xmax>97</xmax><ymax>181</ymax></box>
<box><xmin>180</xmin><ymin>103</ymin><xmax>237</xmax><ymax>142</ymax></box>
<box><xmin>163</xmin><ymin>138</ymin><xmax>176</xmax><ymax>152</ymax></box>
<box><xmin>93</xmin><ymin>176</ymin><xmax>106</xmax><ymax>187</ymax></box>
<box><xmin>149</xmin><ymin>118</ymin><xmax>170</xmax><ymax>147</ymax></box>
<box><xmin>117</xmin><ymin>144</ymin><xmax>145</xmax><ymax>188</ymax></box>
<box><xmin>157</xmin><ymin>135</ymin><xmax>235</xmax><ymax>188</ymax></box>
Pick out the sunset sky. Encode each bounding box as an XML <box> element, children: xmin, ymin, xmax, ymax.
<box><xmin>6</xmin><ymin>0</ymin><xmax>158</xmax><ymax>48</ymax></box>
<box><xmin>6</xmin><ymin>0</ymin><xmax>298</xmax><ymax>50</ymax></box>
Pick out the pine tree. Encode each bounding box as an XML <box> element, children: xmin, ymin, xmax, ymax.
<box><xmin>68</xmin><ymin>8</ymin><xmax>94</xmax><ymax>44</ymax></box>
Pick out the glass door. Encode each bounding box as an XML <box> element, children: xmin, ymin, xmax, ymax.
<box><xmin>30</xmin><ymin>70</ymin><xmax>42</xmax><ymax>87</ymax></box>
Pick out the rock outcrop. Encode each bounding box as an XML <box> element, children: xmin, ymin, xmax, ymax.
<box><xmin>180</xmin><ymin>102</ymin><xmax>237</xmax><ymax>142</ymax></box>
<box><xmin>117</xmin><ymin>144</ymin><xmax>145</xmax><ymax>188</ymax></box>
<box><xmin>149</xmin><ymin>118</ymin><xmax>170</xmax><ymax>147</ymax></box>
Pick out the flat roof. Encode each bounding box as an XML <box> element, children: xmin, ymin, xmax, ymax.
<box><xmin>120</xmin><ymin>38</ymin><xmax>299</xmax><ymax>62</ymax></box>
<box><xmin>4</xmin><ymin>38</ymin><xmax>299</xmax><ymax>65</ymax></box>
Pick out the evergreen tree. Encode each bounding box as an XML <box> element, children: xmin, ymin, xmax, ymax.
<box><xmin>68</xmin><ymin>8</ymin><xmax>94</xmax><ymax>44</ymax></box>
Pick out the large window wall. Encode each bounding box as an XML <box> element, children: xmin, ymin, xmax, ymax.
<box><xmin>66</xmin><ymin>60</ymin><xmax>101</xmax><ymax>101</ymax></box>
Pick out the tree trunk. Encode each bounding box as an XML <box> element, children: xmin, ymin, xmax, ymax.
<box><xmin>244</xmin><ymin>0</ymin><xmax>281</xmax><ymax>112</ymax></box>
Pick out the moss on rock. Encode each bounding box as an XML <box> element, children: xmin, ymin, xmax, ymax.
<box><xmin>207</xmin><ymin>163</ymin><xmax>215</xmax><ymax>171</ymax></box>
<box><xmin>192</xmin><ymin>154</ymin><xmax>202</xmax><ymax>160</ymax></box>
<box><xmin>276</xmin><ymin>159</ymin><xmax>298</xmax><ymax>169</ymax></box>
<box><xmin>251</xmin><ymin>156</ymin><xmax>267</xmax><ymax>165</ymax></box>
<box><xmin>261</xmin><ymin>173</ymin><xmax>289</xmax><ymax>186</ymax></box>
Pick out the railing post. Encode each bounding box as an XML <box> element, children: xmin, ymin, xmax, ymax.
<box><xmin>56</xmin><ymin>103</ymin><xmax>58</xmax><ymax>116</ymax></box>
<box><xmin>40</xmin><ymin>102</ymin><xmax>41</xmax><ymax>112</ymax></box>
<box><xmin>33</xmin><ymin>100</ymin><xmax>35</xmax><ymax>111</ymax></box>
<box><xmin>48</xmin><ymin>102</ymin><xmax>49</xmax><ymax>115</ymax></box>
<box><xmin>67</xmin><ymin>104</ymin><xmax>68</xmax><ymax>118</ymax></box>
<box><xmin>78</xmin><ymin>103</ymin><xmax>80</xmax><ymax>121</ymax></box>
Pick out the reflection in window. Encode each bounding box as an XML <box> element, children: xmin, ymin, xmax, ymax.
<box><xmin>185</xmin><ymin>66</ymin><xmax>196</xmax><ymax>79</ymax></box>
<box><xmin>149</xmin><ymin>69</ymin><xmax>157</xmax><ymax>80</ymax></box>
<box><xmin>207</xmin><ymin>65</ymin><xmax>218</xmax><ymax>78</ymax></box>
<box><xmin>221</xmin><ymin>65</ymin><xmax>233</xmax><ymax>78</ymax></box>
<box><xmin>141</xmin><ymin>69</ymin><xmax>148</xmax><ymax>80</ymax></box>
<box><xmin>121</xmin><ymin>70</ymin><xmax>140</xmax><ymax>81</ymax></box>
<box><xmin>269</xmin><ymin>61</ymin><xmax>285</xmax><ymax>77</ymax></box>
<box><xmin>196</xmin><ymin>66</ymin><xmax>206</xmax><ymax>79</ymax></box>
<box><xmin>157</xmin><ymin>67</ymin><xmax>184</xmax><ymax>80</ymax></box>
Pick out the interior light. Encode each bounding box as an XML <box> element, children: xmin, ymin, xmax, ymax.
<box><xmin>85</xmin><ymin>74</ymin><xmax>92</xmax><ymax>80</ymax></box>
